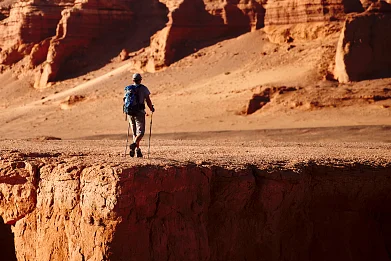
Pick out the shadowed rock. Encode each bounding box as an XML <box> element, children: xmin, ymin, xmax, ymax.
<box><xmin>334</xmin><ymin>1</ymin><xmax>391</xmax><ymax>82</ymax></box>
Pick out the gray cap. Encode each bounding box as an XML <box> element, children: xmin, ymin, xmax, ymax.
<box><xmin>132</xmin><ymin>73</ymin><xmax>142</xmax><ymax>81</ymax></box>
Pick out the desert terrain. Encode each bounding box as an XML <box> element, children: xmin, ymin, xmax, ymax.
<box><xmin>1</xmin><ymin>0</ymin><xmax>391</xmax><ymax>260</ymax></box>
<box><xmin>1</xmin><ymin>28</ymin><xmax>390</xmax><ymax>141</ymax></box>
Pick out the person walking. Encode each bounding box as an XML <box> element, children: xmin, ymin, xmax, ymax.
<box><xmin>124</xmin><ymin>73</ymin><xmax>154</xmax><ymax>157</ymax></box>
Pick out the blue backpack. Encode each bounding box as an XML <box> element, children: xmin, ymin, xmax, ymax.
<box><xmin>123</xmin><ymin>84</ymin><xmax>145</xmax><ymax>115</ymax></box>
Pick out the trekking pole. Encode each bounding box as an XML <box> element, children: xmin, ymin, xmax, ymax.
<box><xmin>148</xmin><ymin>112</ymin><xmax>153</xmax><ymax>159</ymax></box>
<box><xmin>124</xmin><ymin>121</ymin><xmax>130</xmax><ymax>157</ymax></box>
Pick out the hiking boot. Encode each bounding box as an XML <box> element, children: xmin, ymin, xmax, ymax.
<box><xmin>129</xmin><ymin>143</ymin><xmax>136</xmax><ymax>157</ymax></box>
<box><xmin>136</xmin><ymin>148</ymin><xmax>143</xmax><ymax>158</ymax></box>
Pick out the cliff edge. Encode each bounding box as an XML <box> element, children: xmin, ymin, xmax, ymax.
<box><xmin>1</xmin><ymin>139</ymin><xmax>391</xmax><ymax>261</ymax></box>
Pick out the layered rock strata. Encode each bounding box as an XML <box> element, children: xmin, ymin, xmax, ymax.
<box><xmin>0</xmin><ymin>0</ymin><xmax>135</xmax><ymax>88</ymax></box>
<box><xmin>264</xmin><ymin>0</ymin><xmax>364</xmax><ymax>26</ymax></box>
<box><xmin>1</xmin><ymin>152</ymin><xmax>391</xmax><ymax>260</ymax></box>
<box><xmin>145</xmin><ymin>0</ymin><xmax>266</xmax><ymax>70</ymax></box>
<box><xmin>334</xmin><ymin>1</ymin><xmax>391</xmax><ymax>82</ymax></box>
<box><xmin>263</xmin><ymin>0</ymin><xmax>365</xmax><ymax>43</ymax></box>
<box><xmin>35</xmin><ymin>1</ymin><xmax>134</xmax><ymax>88</ymax></box>
<box><xmin>0</xmin><ymin>0</ymin><xmax>391</xmax><ymax>85</ymax></box>
<box><xmin>0</xmin><ymin>1</ymin><xmax>71</xmax><ymax>65</ymax></box>
<box><xmin>0</xmin><ymin>0</ymin><xmax>267</xmax><ymax>85</ymax></box>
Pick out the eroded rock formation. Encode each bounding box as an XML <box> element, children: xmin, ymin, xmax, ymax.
<box><xmin>1</xmin><ymin>152</ymin><xmax>391</xmax><ymax>260</ymax></box>
<box><xmin>0</xmin><ymin>160</ymin><xmax>37</xmax><ymax>224</ymax></box>
<box><xmin>263</xmin><ymin>0</ymin><xmax>364</xmax><ymax>43</ymax></box>
<box><xmin>144</xmin><ymin>0</ymin><xmax>266</xmax><ymax>70</ymax></box>
<box><xmin>0</xmin><ymin>0</ymin><xmax>391</xmax><ymax>86</ymax></box>
<box><xmin>334</xmin><ymin>1</ymin><xmax>391</xmax><ymax>82</ymax></box>
<box><xmin>0</xmin><ymin>0</ymin><xmax>136</xmax><ymax>88</ymax></box>
<box><xmin>265</xmin><ymin>0</ymin><xmax>364</xmax><ymax>26</ymax></box>
<box><xmin>0</xmin><ymin>1</ymin><xmax>72</xmax><ymax>65</ymax></box>
<box><xmin>35</xmin><ymin>1</ymin><xmax>135</xmax><ymax>88</ymax></box>
<box><xmin>0</xmin><ymin>0</ymin><xmax>266</xmax><ymax>87</ymax></box>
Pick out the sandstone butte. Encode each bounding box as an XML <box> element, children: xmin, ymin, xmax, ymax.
<box><xmin>1</xmin><ymin>139</ymin><xmax>391</xmax><ymax>261</ymax></box>
<box><xmin>0</xmin><ymin>0</ymin><xmax>391</xmax><ymax>88</ymax></box>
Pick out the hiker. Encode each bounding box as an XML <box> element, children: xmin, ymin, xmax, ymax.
<box><xmin>123</xmin><ymin>73</ymin><xmax>155</xmax><ymax>157</ymax></box>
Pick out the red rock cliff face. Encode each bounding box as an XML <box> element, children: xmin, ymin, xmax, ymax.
<box><xmin>334</xmin><ymin>2</ymin><xmax>391</xmax><ymax>82</ymax></box>
<box><xmin>145</xmin><ymin>0</ymin><xmax>266</xmax><ymax>70</ymax></box>
<box><xmin>0</xmin><ymin>1</ymin><xmax>71</xmax><ymax>65</ymax></box>
<box><xmin>0</xmin><ymin>0</ymin><xmax>136</xmax><ymax>88</ymax></box>
<box><xmin>1</xmin><ymin>155</ymin><xmax>391</xmax><ymax>261</ymax></box>
<box><xmin>264</xmin><ymin>0</ymin><xmax>364</xmax><ymax>25</ymax></box>
<box><xmin>0</xmin><ymin>0</ymin><xmax>390</xmax><ymax>85</ymax></box>
<box><xmin>0</xmin><ymin>0</ymin><xmax>267</xmax><ymax>85</ymax></box>
<box><xmin>263</xmin><ymin>0</ymin><xmax>364</xmax><ymax>43</ymax></box>
<box><xmin>35</xmin><ymin>0</ymin><xmax>134</xmax><ymax>88</ymax></box>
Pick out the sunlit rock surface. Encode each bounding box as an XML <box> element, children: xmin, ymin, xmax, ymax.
<box><xmin>0</xmin><ymin>0</ymin><xmax>390</xmax><ymax>85</ymax></box>
<box><xmin>1</xmin><ymin>140</ymin><xmax>391</xmax><ymax>261</ymax></box>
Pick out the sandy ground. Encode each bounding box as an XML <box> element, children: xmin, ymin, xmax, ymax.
<box><xmin>1</xmin><ymin>139</ymin><xmax>391</xmax><ymax>168</ymax></box>
<box><xmin>0</xmin><ymin>29</ymin><xmax>390</xmax><ymax>144</ymax></box>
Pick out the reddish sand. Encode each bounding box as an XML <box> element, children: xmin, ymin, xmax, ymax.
<box><xmin>0</xmin><ymin>29</ymin><xmax>390</xmax><ymax>141</ymax></box>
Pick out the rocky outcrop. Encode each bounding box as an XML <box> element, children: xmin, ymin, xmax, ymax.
<box><xmin>0</xmin><ymin>0</ymin><xmax>135</xmax><ymax>88</ymax></box>
<box><xmin>144</xmin><ymin>0</ymin><xmax>265</xmax><ymax>71</ymax></box>
<box><xmin>263</xmin><ymin>0</ymin><xmax>364</xmax><ymax>43</ymax></box>
<box><xmin>0</xmin><ymin>1</ymin><xmax>72</xmax><ymax>65</ymax></box>
<box><xmin>2</xmin><ymin>152</ymin><xmax>391</xmax><ymax>260</ymax></box>
<box><xmin>0</xmin><ymin>160</ymin><xmax>37</xmax><ymax>224</ymax></box>
<box><xmin>35</xmin><ymin>1</ymin><xmax>134</xmax><ymax>88</ymax></box>
<box><xmin>29</xmin><ymin>38</ymin><xmax>51</xmax><ymax>68</ymax></box>
<box><xmin>0</xmin><ymin>0</ymin><xmax>267</xmax><ymax>86</ymax></box>
<box><xmin>334</xmin><ymin>1</ymin><xmax>391</xmax><ymax>82</ymax></box>
<box><xmin>1</xmin><ymin>0</ymin><xmax>391</xmax><ymax>85</ymax></box>
<box><xmin>264</xmin><ymin>0</ymin><xmax>364</xmax><ymax>26</ymax></box>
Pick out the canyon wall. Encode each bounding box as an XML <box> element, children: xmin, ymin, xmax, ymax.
<box><xmin>334</xmin><ymin>1</ymin><xmax>391</xmax><ymax>82</ymax></box>
<box><xmin>0</xmin><ymin>0</ymin><xmax>267</xmax><ymax>86</ymax></box>
<box><xmin>1</xmin><ymin>153</ymin><xmax>391</xmax><ymax>260</ymax></box>
<box><xmin>0</xmin><ymin>1</ymin><xmax>71</xmax><ymax>66</ymax></box>
<box><xmin>35</xmin><ymin>0</ymin><xmax>135</xmax><ymax>88</ymax></box>
<box><xmin>263</xmin><ymin>0</ymin><xmax>362</xmax><ymax>43</ymax></box>
<box><xmin>143</xmin><ymin>0</ymin><xmax>266</xmax><ymax>70</ymax></box>
<box><xmin>0</xmin><ymin>0</ymin><xmax>390</xmax><ymax>86</ymax></box>
<box><xmin>0</xmin><ymin>0</ymin><xmax>135</xmax><ymax>88</ymax></box>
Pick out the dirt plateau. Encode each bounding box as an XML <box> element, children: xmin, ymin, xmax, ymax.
<box><xmin>1</xmin><ymin>140</ymin><xmax>391</xmax><ymax>261</ymax></box>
